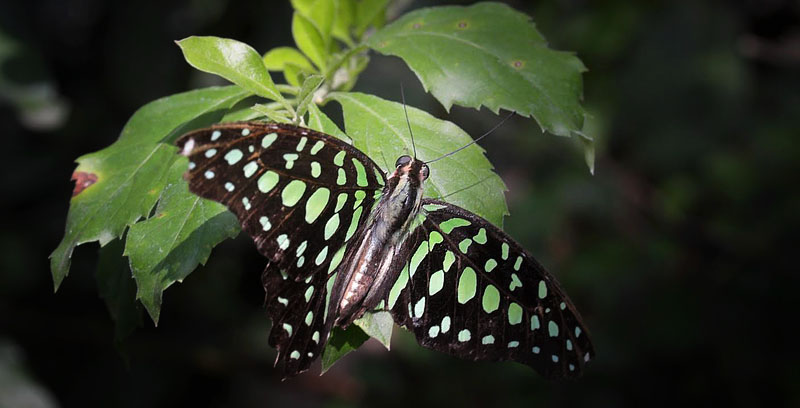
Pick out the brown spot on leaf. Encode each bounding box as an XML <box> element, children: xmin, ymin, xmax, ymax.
<box><xmin>512</xmin><ymin>60</ymin><xmax>524</xmax><ymax>69</ymax></box>
<box><xmin>457</xmin><ymin>21</ymin><xmax>468</xmax><ymax>29</ymax></box>
<box><xmin>412</xmin><ymin>22</ymin><xmax>423</xmax><ymax>29</ymax></box>
<box><xmin>71</xmin><ymin>171</ymin><xmax>98</xmax><ymax>196</ymax></box>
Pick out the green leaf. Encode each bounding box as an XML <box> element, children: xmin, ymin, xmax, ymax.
<box><xmin>332</xmin><ymin>0</ymin><xmax>356</xmax><ymax>44</ymax></box>
<box><xmin>308</xmin><ymin>0</ymin><xmax>335</xmax><ymax>47</ymax></box>
<box><xmin>290</xmin><ymin>0</ymin><xmax>315</xmax><ymax>15</ymax></box>
<box><xmin>177</xmin><ymin>37</ymin><xmax>284</xmax><ymax>103</ymax></box>
<box><xmin>355</xmin><ymin>0</ymin><xmax>390</xmax><ymax>37</ymax></box>
<box><xmin>219</xmin><ymin>106</ymin><xmax>265</xmax><ymax>123</ymax></box>
<box><xmin>96</xmin><ymin>239</ymin><xmax>141</xmax><ymax>344</ymax></box>
<box><xmin>366</xmin><ymin>2</ymin><xmax>587</xmax><ymax>139</ymax></box>
<box><xmin>283</xmin><ymin>63</ymin><xmax>304</xmax><ymax>88</ymax></box>
<box><xmin>251</xmin><ymin>104</ymin><xmax>293</xmax><ymax>123</ymax></box>
<box><xmin>295</xmin><ymin>74</ymin><xmax>324</xmax><ymax>120</ymax></box>
<box><xmin>329</xmin><ymin>92</ymin><xmax>508</xmax><ymax>227</ymax></box>
<box><xmin>292</xmin><ymin>13</ymin><xmax>327</xmax><ymax>71</ymax></box>
<box><xmin>125</xmin><ymin>161</ymin><xmax>240</xmax><ymax>324</ymax></box>
<box><xmin>321</xmin><ymin>324</ymin><xmax>369</xmax><ymax>373</ymax></box>
<box><xmin>292</xmin><ymin>0</ymin><xmax>336</xmax><ymax>48</ymax></box>
<box><xmin>306</xmin><ymin>103</ymin><xmax>349</xmax><ymax>141</ymax></box>
<box><xmin>50</xmin><ymin>86</ymin><xmax>249</xmax><ymax>290</ymax></box>
<box><xmin>353</xmin><ymin>310</ymin><xmax>393</xmax><ymax>350</ymax></box>
<box><xmin>262</xmin><ymin>47</ymin><xmax>315</xmax><ymax>72</ymax></box>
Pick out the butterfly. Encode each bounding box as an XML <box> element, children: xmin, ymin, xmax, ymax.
<box><xmin>176</xmin><ymin>119</ymin><xmax>594</xmax><ymax>379</ymax></box>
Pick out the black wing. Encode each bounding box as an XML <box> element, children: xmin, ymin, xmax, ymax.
<box><xmin>177</xmin><ymin>121</ymin><xmax>386</xmax><ymax>377</ymax></box>
<box><xmin>385</xmin><ymin>199</ymin><xmax>594</xmax><ymax>379</ymax></box>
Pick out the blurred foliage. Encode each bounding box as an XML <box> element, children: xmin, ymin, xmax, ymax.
<box><xmin>1</xmin><ymin>0</ymin><xmax>799</xmax><ymax>407</ymax></box>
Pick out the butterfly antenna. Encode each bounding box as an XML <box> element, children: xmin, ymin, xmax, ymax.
<box><xmin>434</xmin><ymin>175</ymin><xmax>494</xmax><ymax>201</ymax></box>
<box><xmin>425</xmin><ymin>111</ymin><xmax>514</xmax><ymax>164</ymax></box>
<box><xmin>400</xmin><ymin>83</ymin><xmax>417</xmax><ymax>158</ymax></box>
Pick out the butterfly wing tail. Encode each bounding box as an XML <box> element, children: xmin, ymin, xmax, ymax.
<box><xmin>262</xmin><ymin>262</ymin><xmax>333</xmax><ymax>378</ymax></box>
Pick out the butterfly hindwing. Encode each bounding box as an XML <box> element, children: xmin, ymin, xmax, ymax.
<box><xmin>386</xmin><ymin>199</ymin><xmax>594</xmax><ymax>379</ymax></box>
<box><xmin>177</xmin><ymin>122</ymin><xmax>386</xmax><ymax>377</ymax></box>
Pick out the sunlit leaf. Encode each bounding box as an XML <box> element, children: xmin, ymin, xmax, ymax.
<box><xmin>292</xmin><ymin>13</ymin><xmax>327</xmax><ymax>70</ymax></box>
<box><xmin>125</xmin><ymin>162</ymin><xmax>240</xmax><ymax>324</ymax></box>
<box><xmin>332</xmin><ymin>0</ymin><xmax>355</xmax><ymax>43</ymax></box>
<box><xmin>367</xmin><ymin>3</ymin><xmax>587</xmax><ymax>139</ymax></box>
<box><xmin>295</xmin><ymin>74</ymin><xmax>324</xmax><ymax>120</ymax></box>
<box><xmin>354</xmin><ymin>310</ymin><xmax>393</xmax><ymax>349</ymax></box>
<box><xmin>355</xmin><ymin>0</ymin><xmax>390</xmax><ymax>37</ymax></box>
<box><xmin>321</xmin><ymin>324</ymin><xmax>368</xmax><ymax>373</ymax></box>
<box><xmin>329</xmin><ymin>91</ymin><xmax>508</xmax><ymax>227</ymax></box>
<box><xmin>306</xmin><ymin>102</ymin><xmax>349</xmax><ymax>141</ymax></box>
<box><xmin>262</xmin><ymin>46</ymin><xmax>316</xmax><ymax>72</ymax></box>
<box><xmin>177</xmin><ymin>37</ymin><xmax>284</xmax><ymax>103</ymax></box>
<box><xmin>50</xmin><ymin>86</ymin><xmax>249</xmax><ymax>289</ymax></box>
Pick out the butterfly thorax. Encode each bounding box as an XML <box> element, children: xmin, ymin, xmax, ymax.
<box><xmin>330</xmin><ymin>159</ymin><xmax>427</xmax><ymax>327</ymax></box>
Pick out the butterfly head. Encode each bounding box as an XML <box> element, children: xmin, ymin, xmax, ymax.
<box><xmin>391</xmin><ymin>155</ymin><xmax>430</xmax><ymax>184</ymax></box>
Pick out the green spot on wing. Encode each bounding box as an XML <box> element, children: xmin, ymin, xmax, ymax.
<box><xmin>281</xmin><ymin>180</ymin><xmax>306</xmax><ymax>207</ymax></box>
<box><xmin>513</xmin><ymin>255</ymin><xmax>523</xmax><ymax>271</ymax></box>
<box><xmin>315</xmin><ymin>246</ymin><xmax>329</xmax><ymax>265</ymax></box>
<box><xmin>538</xmin><ymin>280</ymin><xmax>548</xmax><ymax>299</ymax></box>
<box><xmin>224</xmin><ymin>149</ymin><xmax>243</xmax><ymax>165</ymax></box>
<box><xmin>482</xmin><ymin>285</ymin><xmax>500</xmax><ymax>313</ymax></box>
<box><xmin>352</xmin><ymin>158</ymin><xmax>368</xmax><ymax>187</ymax></box>
<box><xmin>243</xmin><ymin>161</ymin><xmax>258</xmax><ymax>178</ymax></box>
<box><xmin>334</xmin><ymin>192</ymin><xmax>348</xmax><ymax>212</ymax></box>
<box><xmin>428</xmin><ymin>231</ymin><xmax>443</xmax><ymax>248</ymax></box>
<box><xmin>457</xmin><ymin>267</ymin><xmax>477</xmax><ymax>304</ymax></box>
<box><xmin>409</xmin><ymin>242</ymin><xmax>428</xmax><ymax>279</ymax></box>
<box><xmin>333</xmin><ymin>150</ymin><xmax>346</xmax><ymax>166</ymax></box>
<box><xmin>508</xmin><ymin>302</ymin><xmax>522</xmax><ymax>325</ymax></box>
<box><xmin>443</xmin><ymin>251</ymin><xmax>455</xmax><ymax>272</ymax></box>
<box><xmin>388</xmin><ymin>264</ymin><xmax>410</xmax><ymax>309</ymax></box>
<box><xmin>439</xmin><ymin>217</ymin><xmax>471</xmax><ymax>234</ymax></box>
<box><xmin>458</xmin><ymin>329</ymin><xmax>471</xmax><ymax>342</ymax></box>
<box><xmin>423</xmin><ymin>203</ymin><xmax>447</xmax><ymax>212</ymax></box>
<box><xmin>257</xmin><ymin>171</ymin><xmax>279</xmax><ymax>193</ymax></box>
<box><xmin>324</xmin><ymin>213</ymin><xmax>340</xmax><ymax>240</ymax></box>
<box><xmin>328</xmin><ymin>245</ymin><xmax>346</xmax><ymax>273</ymax></box>
<box><xmin>353</xmin><ymin>190</ymin><xmax>366</xmax><ymax>209</ymax></box>
<box><xmin>473</xmin><ymin>228</ymin><xmax>487</xmax><ymax>244</ymax></box>
<box><xmin>413</xmin><ymin>297</ymin><xmax>426</xmax><ymax>318</ymax></box>
<box><xmin>531</xmin><ymin>315</ymin><xmax>540</xmax><ymax>330</ymax></box>
<box><xmin>345</xmin><ymin>206</ymin><xmax>363</xmax><ymax>241</ymax></box>
<box><xmin>509</xmin><ymin>273</ymin><xmax>522</xmax><ymax>291</ymax></box>
<box><xmin>429</xmin><ymin>270</ymin><xmax>444</xmax><ymax>296</ymax></box>
<box><xmin>305</xmin><ymin>188</ymin><xmax>330</xmax><ymax>223</ymax></box>
<box><xmin>261</xmin><ymin>132</ymin><xmax>277</xmax><ymax>148</ymax></box>
<box><xmin>458</xmin><ymin>238</ymin><xmax>472</xmax><ymax>253</ymax></box>
<box><xmin>548</xmin><ymin>320</ymin><xmax>559</xmax><ymax>337</ymax></box>
<box><xmin>310</xmin><ymin>140</ymin><xmax>324</xmax><ymax>154</ymax></box>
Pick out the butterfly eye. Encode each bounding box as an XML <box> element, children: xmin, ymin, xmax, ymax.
<box><xmin>395</xmin><ymin>155</ymin><xmax>412</xmax><ymax>168</ymax></box>
<box><xmin>420</xmin><ymin>164</ymin><xmax>430</xmax><ymax>180</ymax></box>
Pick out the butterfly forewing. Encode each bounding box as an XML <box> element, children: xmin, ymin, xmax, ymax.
<box><xmin>177</xmin><ymin>122</ymin><xmax>386</xmax><ymax>377</ymax></box>
<box><xmin>386</xmin><ymin>199</ymin><xmax>594</xmax><ymax>379</ymax></box>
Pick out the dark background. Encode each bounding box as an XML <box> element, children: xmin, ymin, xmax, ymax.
<box><xmin>2</xmin><ymin>0</ymin><xmax>798</xmax><ymax>407</ymax></box>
